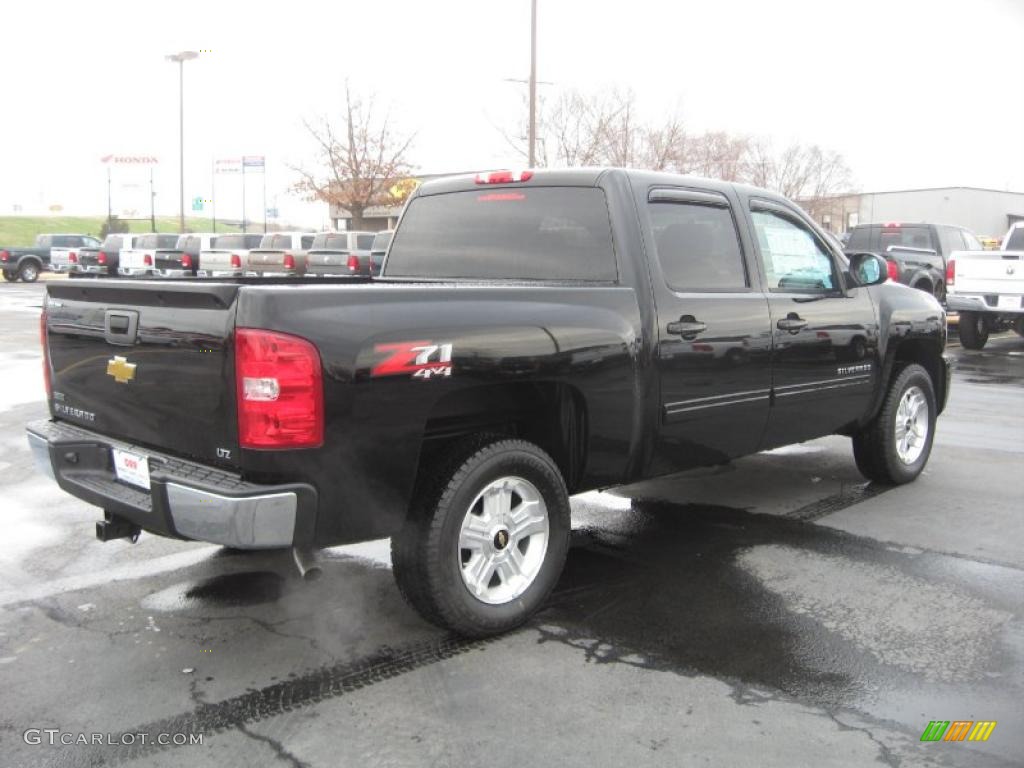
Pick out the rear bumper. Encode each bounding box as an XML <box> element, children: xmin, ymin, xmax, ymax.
<box><xmin>26</xmin><ymin>419</ymin><xmax>317</xmax><ymax>549</ymax></box>
<box><xmin>947</xmin><ymin>293</ymin><xmax>1024</xmax><ymax>314</ymax></box>
<box><xmin>118</xmin><ymin>266</ymin><xmax>154</xmax><ymax>277</ymax></box>
<box><xmin>80</xmin><ymin>265</ymin><xmax>112</xmax><ymax>276</ymax></box>
<box><xmin>155</xmin><ymin>268</ymin><xmax>192</xmax><ymax>278</ymax></box>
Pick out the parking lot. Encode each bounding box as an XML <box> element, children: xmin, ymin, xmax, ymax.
<box><xmin>1</xmin><ymin>279</ymin><xmax>1021</xmax><ymax>767</ymax></box>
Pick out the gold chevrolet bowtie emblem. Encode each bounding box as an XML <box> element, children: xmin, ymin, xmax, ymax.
<box><xmin>106</xmin><ymin>356</ymin><xmax>137</xmax><ymax>384</ymax></box>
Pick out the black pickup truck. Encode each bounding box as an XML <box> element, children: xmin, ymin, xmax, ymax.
<box><xmin>2</xmin><ymin>234</ymin><xmax>98</xmax><ymax>282</ymax></box>
<box><xmin>28</xmin><ymin>168</ymin><xmax>950</xmax><ymax>637</ymax></box>
<box><xmin>844</xmin><ymin>221</ymin><xmax>983</xmax><ymax>302</ymax></box>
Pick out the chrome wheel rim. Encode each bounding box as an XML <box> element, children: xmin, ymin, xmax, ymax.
<box><xmin>458</xmin><ymin>476</ymin><xmax>549</xmax><ymax>605</ymax></box>
<box><xmin>895</xmin><ymin>385</ymin><xmax>929</xmax><ymax>465</ymax></box>
<box><xmin>22</xmin><ymin>265</ymin><xmax>37</xmax><ymax>280</ymax></box>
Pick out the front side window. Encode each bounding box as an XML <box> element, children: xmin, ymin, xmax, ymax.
<box><xmin>752</xmin><ymin>210</ymin><xmax>838</xmax><ymax>293</ymax></box>
<box><xmin>648</xmin><ymin>202</ymin><xmax>747</xmax><ymax>291</ymax></box>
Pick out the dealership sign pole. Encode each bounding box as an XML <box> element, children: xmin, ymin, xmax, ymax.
<box><xmin>243</xmin><ymin>156</ymin><xmax>266</xmax><ymax>233</ymax></box>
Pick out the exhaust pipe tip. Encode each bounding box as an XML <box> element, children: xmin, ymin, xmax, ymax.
<box><xmin>292</xmin><ymin>547</ymin><xmax>322</xmax><ymax>581</ymax></box>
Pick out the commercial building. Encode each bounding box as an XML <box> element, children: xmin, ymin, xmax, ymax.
<box><xmin>801</xmin><ymin>187</ymin><xmax>1024</xmax><ymax>239</ymax></box>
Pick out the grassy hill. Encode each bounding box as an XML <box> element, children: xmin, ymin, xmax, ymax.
<box><xmin>0</xmin><ymin>216</ymin><xmax>244</xmax><ymax>246</ymax></box>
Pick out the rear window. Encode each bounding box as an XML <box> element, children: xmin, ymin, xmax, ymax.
<box><xmin>1005</xmin><ymin>227</ymin><xmax>1024</xmax><ymax>251</ymax></box>
<box><xmin>36</xmin><ymin>235</ymin><xmax>53</xmax><ymax>247</ymax></box>
<box><xmin>214</xmin><ymin>234</ymin><xmax>257</xmax><ymax>249</ymax></box>
<box><xmin>136</xmin><ymin>234</ymin><xmax>180</xmax><ymax>249</ymax></box>
<box><xmin>371</xmin><ymin>231</ymin><xmax>393</xmax><ymax>252</ymax></box>
<box><xmin>313</xmin><ymin>234</ymin><xmax>350</xmax><ymax>250</ymax></box>
<box><xmin>356</xmin><ymin>234</ymin><xmax>375</xmax><ymax>250</ymax></box>
<box><xmin>879</xmin><ymin>225</ymin><xmax>932</xmax><ymax>251</ymax></box>
<box><xmin>261</xmin><ymin>234</ymin><xmax>296</xmax><ymax>249</ymax></box>
<box><xmin>101</xmin><ymin>235</ymin><xmax>123</xmax><ymax>250</ymax></box>
<box><xmin>178</xmin><ymin>236</ymin><xmax>205</xmax><ymax>253</ymax></box>
<box><xmin>385</xmin><ymin>188</ymin><xmax>617</xmax><ymax>281</ymax></box>
<box><xmin>845</xmin><ymin>226</ymin><xmax>872</xmax><ymax>250</ymax></box>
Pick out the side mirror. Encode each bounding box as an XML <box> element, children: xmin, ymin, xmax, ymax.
<box><xmin>848</xmin><ymin>252</ymin><xmax>888</xmax><ymax>287</ymax></box>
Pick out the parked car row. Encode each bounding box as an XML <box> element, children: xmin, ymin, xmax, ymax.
<box><xmin>67</xmin><ymin>230</ymin><xmax>393</xmax><ymax>279</ymax></box>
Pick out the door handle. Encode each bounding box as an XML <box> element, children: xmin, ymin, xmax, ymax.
<box><xmin>776</xmin><ymin>315</ymin><xmax>808</xmax><ymax>333</ymax></box>
<box><xmin>667</xmin><ymin>316</ymin><xmax>707</xmax><ymax>338</ymax></box>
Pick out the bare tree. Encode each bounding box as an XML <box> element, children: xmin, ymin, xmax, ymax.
<box><xmin>744</xmin><ymin>139</ymin><xmax>853</xmax><ymax>200</ymax></box>
<box><xmin>291</xmin><ymin>84</ymin><xmax>415</xmax><ymax>228</ymax></box>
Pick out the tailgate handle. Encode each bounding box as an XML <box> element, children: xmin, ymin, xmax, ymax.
<box><xmin>104</xmin><ymin>310</ymin><xmax>139</xmax><ymax>346</ymax></box>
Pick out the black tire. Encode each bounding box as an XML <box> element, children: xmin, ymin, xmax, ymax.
<box><xmin>957</xmin><ymin>311</ymin><xmax>989</xmax><ymax>350</ymax></box>
<box><xmin>391</xmin><ymin>436</ymin><xmax>570</xmax><ymax>637</ymax></box>
<box><xmin>933</xmin><ymin>280</ymin><xmax>946</xmax><ymax>304</ymax></box>
<box><xmin>852</xmin><ymin>363</ymin><xmax>937</xmax><ymax>485</ymax></box>
<box><xmin>1</xmin><ymin>270</ymin><xmax>15</xmax><ymax>282</ymax></box>
<box><xmin>18</xmin><ymin>261</ymin><xmax>40</xmax><ymax>283</ymax></box>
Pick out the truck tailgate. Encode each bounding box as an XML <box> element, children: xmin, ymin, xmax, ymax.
<box><xmin>952</xmin><ymin>250</ymin><xmax>1024</xmax><ymax>296</ymax></box>
<box><xmin>44</xmin><ymin>280</ymin><xmax>240</xmax><ymax>466</ymax></box>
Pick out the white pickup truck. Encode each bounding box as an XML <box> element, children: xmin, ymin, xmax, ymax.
<box><xmin>947</xmin><ymin>223</ymin><xmax>1024</xmax><ymax>349</ymax></box>
<box><xmin>197</xmin><ymin>233</ymin><xmax>265</xmax><ymax>277</ymax></box>
<box><xmin>49</xmin><ymin>235</ymin><xmax>102</xmax><ymax>274</ymax></box>
<box><xmin>118</xmin><ymin>234</ymin><xmax>181</xmax><ymax>277</ymax></box>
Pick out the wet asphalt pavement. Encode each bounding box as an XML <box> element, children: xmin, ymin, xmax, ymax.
<box><xmin>1</xmin><ymin>279</ymin><xmax>1022</xmax><ymax>767</ymax></box>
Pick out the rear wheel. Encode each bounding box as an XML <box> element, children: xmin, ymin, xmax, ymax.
<box><xmin>957</xmin><ymin>311</ymin><xmax>989</xmax><ymax>350</ymax></box>
<box><xmin>1</xmin><ymin>270</ymin><xmax>15</xmax><ymax>282</ymax></box>
<box><xmin>391</xmin><ymin>436</ymin><xmax>570</xmax><ymax>637</ymax></box>
<box><xmin>853</xmin><ymin>363</ymin><xmax>936</xmax><ymax>485</ymax></box>
<box><xmin>18</xmin><ymin>261</ymin><xmax>40</xmax><ymax>283</ymax></box>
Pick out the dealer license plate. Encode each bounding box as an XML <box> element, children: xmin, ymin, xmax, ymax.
<box><xmin>112</xmin><ymin>448</ymin><xmax>150</xmax><ymax>490</ymax></box>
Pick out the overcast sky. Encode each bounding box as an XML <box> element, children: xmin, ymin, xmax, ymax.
<box><xmin>2</xmin><ymin>0</ymin><xmax>1022</xmax><ymax>226</ymax></box>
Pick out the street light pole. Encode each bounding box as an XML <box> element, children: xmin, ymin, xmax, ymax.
<box><xmin>528</xmin><ymin>0</ymin><xmax>537</xmax><ymax>168</ymax></box>
<box><xmin>165</xmin><ymin>51</ymin><xmax>198</xmax><ymax>233</ymax></box>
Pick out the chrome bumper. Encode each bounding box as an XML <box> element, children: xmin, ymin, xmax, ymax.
<box><xmin>118</xmin><ymin>267</ymin><xmax>154</xmax><ymax>277</ymax></box>
<box><xmin>947</xmin><ymin>293</ymin><xmax>1024</xmax><ymax>314</ymax></box>
<box><xmin>27</xmin><ymin>420</ymin><xmax>316</xmax><ymax>549</ymax></box>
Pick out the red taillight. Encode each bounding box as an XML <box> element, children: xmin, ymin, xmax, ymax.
<box><xmin>144</xmin><ymin>254</ymin><xmax>152</xmax><ymax>266</ymax></box>
<box><xmin>69</xmin><ymin>252</ymin><xmax>77</xmax><ymax>263</ymax></box>
<box><xmin>474</xmin><ymin>169</ymin><xmax>533</xmax><ymax>184</ymax></box>
<box><xmin>0</xmin><ymin>250</ymin><xmax>9</xmax><ymax>262</ymax></box>
<box><xmin>40</xmin><ymin>310</ymin><xmax>52</xmax><ymax>400</ymax></box>
<box><xmin>97</xmin><ymin>252</ymin><xmax>107</xmax><ymax>265</ymax></box>
<box><xmin>230</xmin><ymin>253</ymin><xmax>242</xmax><ymax>269</ymax></box>
<box><xmin>283</xmin><ymin>253</ymin><xmax>295</xmax><ymax>270</ymax></box>
<box><xmin>181</xmin><ymin>254</ymin><xmax>193</xmax><ymax>269</ymax></box>
<box><xmin>235</xmin><ymin>328</ymin><xmax>323</xmax><ymax>449</ymax></box>
<box><xmin>346</xmin><ymin>254</ymin><xmax>359</xmax><ymax>271</ymax></box>
<box><xmin>946</xmin><ymin>258</ymin><xmax>955</xmax><ymax>287</ymax></box>
<box><xmin>886</xmin><ymin>260</ymin><xmax>899</xmax><ymax>281</ymax></box>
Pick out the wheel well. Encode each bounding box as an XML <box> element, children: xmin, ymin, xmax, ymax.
<box><xmin>418</xmin><ymin>382</ymin><xmax>588</xmax><ymax>492</ymax></box>
<box><xmin>20</xmin><ymin>257</ymin><xmax>41</xmax><ymax>268</ymax></box>
<box><xmin>911</xmin><ymin>277</ymin><xmax>933</xmax><ymax>292</ymax></box>
<box><xmin>892</xmin><ymin>339</ymin><xmax>946</xmax><ymax>412</ymax></box>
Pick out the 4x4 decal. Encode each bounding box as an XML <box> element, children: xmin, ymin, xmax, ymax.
<box><xmin>372</xmin><ymin>341</ymin><xmax>453</xmax><ymax>379</ymax></box>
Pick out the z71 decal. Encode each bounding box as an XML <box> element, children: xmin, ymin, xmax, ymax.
<box><xmin>372</xmin><ymin>341</ymin><xmax>453</xmax><ymax>379</ymax></box>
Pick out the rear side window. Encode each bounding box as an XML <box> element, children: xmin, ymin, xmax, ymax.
<box><xmin>1004</xmin><ymin>227</ymin><xmax>1024</xmax><ymax>251</ymax></box>
<box><xmin>36</xmin><ymin>235</ymin><xmax>53</xmax><ymax>248</ymax></box>
<box><xmin>880</xmin><ymin>225</ymin><xmax>932</xmax><ymax>251</ymax></box>
<box><xmin>648</xmin><ymin>202</ymin><xmax>747</xmax><ymax>290</ymax></box>
<box><xmin>386</xmin><ymin>188</ymin><xmax>617</xmax><ymax>281</ymax></box>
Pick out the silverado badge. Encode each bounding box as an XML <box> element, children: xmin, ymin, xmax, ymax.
<box><xmin>106</xmin><ymin>356</ymin><xmax>137</xmax><ymax>384</ymax></box>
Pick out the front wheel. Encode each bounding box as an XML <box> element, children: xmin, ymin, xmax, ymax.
<box><xmin>852</xmin><ymin>363</ymin><xmax>936</xmax><ymax>485</ymax></box>
<box><xmin>957</xmin><ymin>311</ymin><xmax>989</xmax><ymax>350</ymax></box>
<box><xmin>391</xmin><ymin>437</ymin><xmax>570</xmax><ymax>637</ymax></box>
